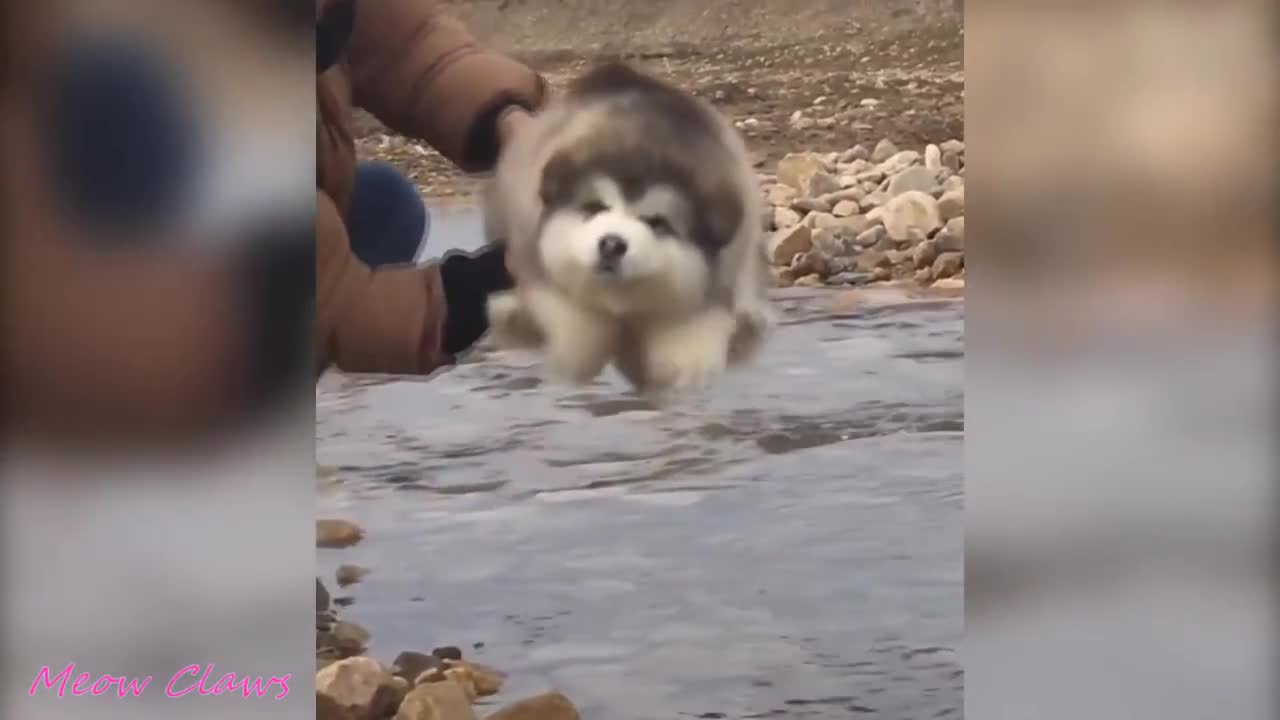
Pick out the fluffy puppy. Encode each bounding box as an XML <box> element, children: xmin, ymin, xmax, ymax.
<box><xmin>483</xmin><ymin>62</ymin><xmax>770</xmax><ymax>400</ymax></box>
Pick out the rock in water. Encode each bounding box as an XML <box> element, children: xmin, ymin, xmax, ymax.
<box><xmin>431</xmin><ymin>646</ymin><xmax>464</xmax><ymax>662</ymax></box>
<box><xmin>318</xmin><ymin>691</ymin><xmax>356</xmax><ymax>720</ymax></box>
<box><xmin>317</xmin><ymin>657</ymin><xmax>388</xmax><ymax>718</ymax></box>
<box><xmin>484</xmin><ymin>692</ymin><xmax>582</xmax><ymax>720</ymax></box>
<box><xmin>391</xmin><ymin>651</ymin><xmax>444</xmax><ymax>684</ymax></box>
<box><xmin>317</xmin><ymin>519</ymin><xmax>365</xmax><ymax>549</ymax></box>
<box><xmin>882</xmin><ymin>191</ymin><xmax>943</xmax><ymax>242</ymax></box>
<box><xmin>932</xmin><ymin>252</ymin><xmax>964</xmax><ymax>279</ymax></box>
<box><xmin>332</xmin><ymin>621</ymin><xmax>371</xmax><ymax>658</ymax></box>
<box><xmin>317</xmin><ymin>579</ymin><xmax>331</xmax><ymax>612</ymax></box>
<box><xmin>768</xmin><ymin>224</ymin><xmax>812</xmax><ymax>265</ymax></box>
<box><xmin>396</xmin><ymin>680</ymin><xmax>477</xmax><ymax>720</ymax></box>
<box><xmin>912</xmin><ymin>238</ymin><xmax>940</xmax><ymax>269</ymax></box>
<box><xmin>335</xmin><ymin>564</ymin><xmax>370</xmax><ymax>587</ymax></box>
<box><xmin>444</xmin><ymin>661</ymin><xmax>506</xmax><ymax>698</ymax></box>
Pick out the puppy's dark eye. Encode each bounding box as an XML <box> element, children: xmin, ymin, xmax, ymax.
<box><xmin>642</xmin><ymin>215</ymin><xmax>674</xmax><ymax>236</ymax></box>
<box><xmin>580</xmin><ymin>200</ymin><xmax>607</xmax><ymax>216</ymax></box>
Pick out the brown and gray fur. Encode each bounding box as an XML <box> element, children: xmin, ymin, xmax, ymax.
<box><xmin>484</xmin><ymin>63</ymin><xmax>770</xmax><ymax>400</ymax></box>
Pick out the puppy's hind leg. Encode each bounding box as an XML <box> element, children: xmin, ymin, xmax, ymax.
<box><xmin>524</xmin><ymin>285</ymin><xmax>618</xmax><ymax>385</ymax></box>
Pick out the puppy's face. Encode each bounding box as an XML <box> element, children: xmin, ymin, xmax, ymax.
<box><xmin>537</xmin><ymin>173</ymin><xmax>712</xmax><ymax>312</ymax></box>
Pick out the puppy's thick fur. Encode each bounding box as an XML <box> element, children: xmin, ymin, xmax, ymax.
<box><xmin>483</xmin><ymin>63</ymin><xmax>770</xmax><ymax>400</ymax></box>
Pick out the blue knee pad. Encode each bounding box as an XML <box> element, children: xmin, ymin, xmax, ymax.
<box><xmin>344</xmin><ymin>161</ymin><xmax>429</xmax><ymax>267</ymax></box>
<box><xmin>44</xmin><ymin>33</ymin><xmax>200</xmax><ymax>235</ymax></box>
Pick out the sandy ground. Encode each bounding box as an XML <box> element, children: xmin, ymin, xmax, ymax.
<box><xmin>353</xmin><ymin>0</ymin><xmax>963</xmax><ymax>202</ymax></box>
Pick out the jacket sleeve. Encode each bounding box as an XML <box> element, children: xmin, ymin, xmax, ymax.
<box><xmin>316</xmin><ymin>189</ymin><xmax>454</xmax><ymax>375</ymax></box>
<box><xmin>345</xmin><ymin>0</ymin><xmax>547</xmax><ymax>172</ymax></box>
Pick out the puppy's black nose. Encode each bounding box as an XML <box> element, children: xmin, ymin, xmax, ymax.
<box><xmin>597</xmin><ymin>234</ymin><xmax>627</xmax><ymax>261</ymax></box>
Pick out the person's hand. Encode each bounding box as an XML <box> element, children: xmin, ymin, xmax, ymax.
<box><xmin>437</xmin><ymin>244</ymin><xmax>515</xmax><ymax>355</ymax></box>
<box><xmin>496</xmin><ymin>105</ymin><xmax>534</xmax><ymax>149</ymax></box>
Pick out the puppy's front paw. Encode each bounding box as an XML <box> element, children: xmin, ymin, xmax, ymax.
<box><xmin>643</xmin><ymin>311</ymin><xmax>734</xmax><ymax>395</ymax></box>
<box><xmin>727</xmin><ymin>304</ymin><xmax>772</xmax><ymax>365</ymax></box>
<box><xmin>487</xmin><ymin>291</ymin><xmax>544</xmax><ymax>349</ymax></box>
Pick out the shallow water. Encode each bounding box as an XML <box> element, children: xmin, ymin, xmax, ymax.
<box><xmin>318</xmin><ymin>208</ymin><xmax>964</xmax><ymax>719</ymax></box>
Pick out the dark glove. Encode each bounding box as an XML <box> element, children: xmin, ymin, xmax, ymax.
<box><xmin>437</xmin><ymin>245</ymin><xmax>515</xmax><ymax>355</ymax></box>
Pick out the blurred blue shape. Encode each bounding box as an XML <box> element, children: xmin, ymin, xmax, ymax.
<box><xmin>45</xmin><ymin>32</ymin><xmax>201</xmax><ymax>235</ymax></box>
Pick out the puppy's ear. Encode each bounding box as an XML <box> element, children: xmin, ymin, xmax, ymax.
<box><xmin>697</xmin><ymin>180</ymin><xmax>746</xmax><ymax>253</ymax></box>
<box><xmin>538</xmin><ymin>150</ymin><xmax>576</xmax><ymax>209</ymax></box>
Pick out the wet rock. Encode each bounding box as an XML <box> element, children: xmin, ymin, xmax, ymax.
<box><xmin>826</xmin><ymin>271</ymin><xmax>872</xmax><ymax>286</ymax></box>
<box><xmin>431</xmin><ymin>646</ymin><xmax>464</xmax><ymax>662</ymax></box>
<box><xmin>413</xmin><ymin>667</ymin><xmax>448</xmax><ymax>687</ymax></box>
<box><xmin>392</xmin><ymin>651</ymin><xmax>444</xmax><ymax>684</ymax></box>
<box><xmin>333</xmin><ymin>621</ymin><xmax>371</xmax><ymax>657</ymax></box>
<box><xmin>854</xmin><ymin>225</ymin><xmax>888</xmax><ymax>249</ymax></box>
<box><xmin>885</xmin><ymin>248</ymin><xmax>912</xmax><ymax>266</ymax></box>
<box><xmin>882</xmin><ymin>191</ymin><xmax>943</xmax><ymax>242</ymax></box>
<box><xmin>936</xmin><ymin>217</ymin><xmax>965</xmax><ymax>252</ymax></box>
<box><xmin>483</xmin><ymin>692</ymin><xmax>582</xmax><ymax>720</ymax></box>
<box><xmin>318</xmin><ymin>519</ymin><xmax>365</xmax><ymax>549</ymax></box>
<box><xmin>336</xmin><ymin>564</ymin><xmax>371</xmax><ymax>588</ymax></box>
<box><xmin>924</xmin><ymin>143</ymin><xmax>943</xmax><ymax>173</ymax></box>
<box><xmin>318</xmin><ymin>579</ymin><xmax>331</xmax><ymax>612</ymax></box>
<box><xmin>369</xmin><ymin>678</ymin><xmax>411</xmax><ymax>720</ymax></box>
<box><xmin>871</xmin><ymin>138</ymin><xmax>900</xmax><ymax>163</ymax></box>
<box><xmin>887</xmin><ymin>166</ymin><xmax>938</xmax><ymax>198</ymax></box>
<box><xmin>855</xmin><ymin>250</ymin><xmax>892</xmax><ymax>272</ymax></box>
<box><xmin>444</xmin><ymin>661</ymin><xmax>506</xmax><ymax>698</ymax></box>
<box><xmin>768</xmin><ymin>224</ymin><xmax>812</xmax><ymax>265</ymax></box>
<box><xmin>396</xmin><ymin>680</ymin><xmax>477</xmax><ymax>720</ymax></box>
<box><xmin>317</xmin><ymin>656</ymin><xmax>389</xmax><ymax>719</ymax></box>
<box><xmin>773</xmin><ymin>206</ymin><xmax>802</xmax><ymax>229</ymax></box>
<box><xmin>876</xmin><ymin>150</ymin><xmax>921</xmax><ymax>177</ymax></box>
<box><xmin>832</xmin><ymin>199</ymin><xmax>859</xmax><ymax>217</ymax></box>
<box><xmin>932</xmin><ymin>252</ymin><xmax>964</xmax><ymax>279</ymax></box>
<box><xmin>790</xmin><ymin>248</ymin><xmax>830</xmax><ymax>278</ymax></box>
<box><xmin>912</xmin><ymin>238</ymin><xmax>940</xmax><ymax>269</ymax></box>
<box><xmin>441</xmin><ymin>666</ymin><xmax>478</xmax><ymax>703</ymax></box>
<box><xmin>318</xmin><ymin>691</ymin><xmax>356</xmax><ymax>720</ymax></box>
<box><xmin>937</xmin><ymin>187</ymin><xmax>964</xmax><ymax>221</ymax></box>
